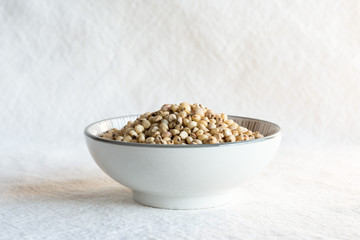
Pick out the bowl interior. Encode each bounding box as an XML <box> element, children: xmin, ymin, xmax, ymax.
<box><xmin>85</xmin><ymin>115</ymin><xmax>280</xmax><ymax>139</ymax></box>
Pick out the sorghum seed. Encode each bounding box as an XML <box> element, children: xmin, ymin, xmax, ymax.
<box><xmin>161</xmin><ymin>111</ymin><xmax>169</xmax><ymax>118</ymax></box>
<box><xmin>123</xmin><ymin>135</ymin><xmax>132</xmax><ymax>142</ymax></box>
<box><xmin>138</xmin><ymin>134</ymin><xmax>145</xmax><ymax>143</ymax></box>
<box><xmin>170</xmin><ymin>104</ymin><xmax>179</xmax><ymax>112</ymax></box>
<box><xmin>225</xmin><ymin>135</ymin><xmax>236</xmax><ymax>142</ymax></box>
<box><xmin>128</xmin><ymin>130</ymin><xmax>138</xmax><ymax>137</ymax></box>
<box><xmin>175</xmin><ymin>124</ymin><xmax>183</xmax><ymax>131</ymax></box>
<box><xmin>161</xmin><ymin>104</ymin><xmax>172</xmax><ymax>111</ymax></box>
<box><xmin>214</xmin><ymin>133</ymin><xmax>224</xmax><ymax>140</ymax></box>
<box><xmin>146</xmin><ymin>137</ymin><xmax>155</xmax><ymax>143</ymax></box>
<box><xmin>220</xmin><ymin>113</ymin><xmax>228</xmax><ymax>121</ymax></box>
<box><xmin>154</xmin><ymin>135</ymin><xmax>162</xmax><ymax>142</ymax></box>
<box><xmin>159</xmin><ymin>123</ymin><xmax>169</xmax><ymax>131</ymax></box>
<box><xmin>210</xmin><ymin>128</ymin><xmax>220</xmax><ymax>135</ymax></box>
<box><xmin>198</xmin><ymin>123</ymin><xmax>208</xmax><ymax>131</ymax></box>
<box><xmin>198</xmin><ymin>134</ymin><xmax>209</xmax><ymax>141</ymax></box>
<box><xmin>169</xmin><ymin>122</ymin><xmax>177</xmax><ymax>129</ymax></box>
<box><xmin>214</xmin><ymin>114</ymin><xmax>221</xmax><ymax>121</ymax></box>
<box><xmin>192</xmin><ymin>114</ymin><xmax>201</xmax><ymax>122</ymax></box>
<box><xmin>150</xmin><ymin>126</ymin><xmax>159</xmax><ymax>133</ymax></box>
<box><xmin>176</xmin><ymin>117</ymin><xmax>183</xmax><ymax>125</ymax></box>
<box><xmin>236</xmin><ymin>134</ymin><xmax>245</xmax><ymax>141</ymax></box>
<box><xmin>134</xmin><ymin>124</ymin><xmax>145</xmax><ymax>134</ymax></box>
<box><xmin>206</xmin><ymin>110</ymin><xmax>215</xmax><ymax>118</ymax></box>
<box><xmin>192</xmin><ymin>127</ymin><xmax>199</xmax><ymax>133</ymax></box>
<box><xmin>193</xmin><ymin>106</ymin><xmax>205</xmax><ymax>117</ymax></box>
<box><xmin>224</xmin><ymin>129</ymin><xmax>232</xmax><ymax>137</ymax></box>
<box><xmin>115</xmin><ymin>136</ymin><xmax>124</xmax><ymax>141</ymax></box>
<box><xmin>154</xmin><ymin>115</ymin><xmax>163</xmax><ymax>122</ymax></box>
<box><xmin>179</xmin><ymin>131</ymin><xmax>188</xmax><ymax>139</ymax></box>
<box><xmin>232</xmin><ymin>130</ymin><xmax>239</xmax><ymax>136</ymax></box>
<box><xmin>183</xmin><ymin>127</ymin><xmax>191</xmax><ymax>134</ymax></box>
<box><xmin>169</xmin><ymin>114</ymin><xmax>177</xmax><ymax>122</ymax></box>
<box><xmin>209</xmin><ymin>118</ymin><xmax>216</xmax><ymax>124</ymax></box>
<box><xmin>180</xmin><ymin>102</ymin><xmax>191</xmax><ymax>114</ymax></box>
<box><xmin>101</xmin><ymin>133</ymin><xmax>112</xmax><ymax>139</ymax></box>
<box><xmin>141</xmin><ymin>120</ymin><xmax>151</xmax><ymax>129</ymax></box>
<box><xmin>171</xmin><ymin>129</ymin><xmax>180</xmax><ymax>136</ymax></box>
<box><xmin>178</xmin><ymin>111</ymin><xmax>187</xmax><ymax>118</ymax></box>
<box><xmin>199</xmin><ymin>120</ymin><xmax>208</xmax><ymax>127</ymax></box>
<box><xmin>226</xmin><ymin>119</ymin><xmax>234</xmax><ymax>125</ymax></box>
<box><xmin>196</xmin><ymin>129</ymin><xmax>204</xmax><ymax>136</ymax></box>
<box><xmin>190</xmin><ymin>133</ymin><xmax>197</xmax><ymax>139</ymax></box>
<box><xmin>161</xmin><ymin>119</ymin><xmax>169</xmax><ymax>125</ymax></box>
<box><xmin>163</xmin><ymin>137</ymin><xmax>171</xmax><ymax>142</ymax></box>
<box><xmin>244</xmin><ymin>130</ymin><xmax>252</xmax><ymax>135</ymax></box>
<box><xmin>254</xmin><ymin>132</ymin><xmax>264</xmax><ymax>138</ymax></box>
<box><xmin>208</xmin><ymin>136</ymin><xmax>218</xmax><ymax>144</ymax></box>
<box><xmin>173</xmin><ymin>136</ymin><xmax>182</xmax><ymax>144</ymax></box>
<box><xmin>183</xmin><ymin>118</ymin><xmax>190</xmax><ymax>127</ymax></box>
<box><xmin>238</xmin><ymin>126</ymin><xmax>248</xmax><ymax>133</ymax></box>
<box><xmin>229</xmin><ymin>124</ymin><xmax>238</xmax><ymax>131</ymax></box>
<box><xmin>186</xmin><ymin>136</ymin><xmax>193</xmax><ymax>144</ymax></box>
<box><xmin>218</xmin><ymin>123</ymin><xmax>228</xmax><ymax>128</ymax></box>
<box><xmin>188</xmin><ymin>121</ymin><xmax>197</xmax><ymax>129</ymax></box>
<box><xmin>162</xmin><ymin>131</ymin><xmax>172</xmax><ymax>138</ymax></box>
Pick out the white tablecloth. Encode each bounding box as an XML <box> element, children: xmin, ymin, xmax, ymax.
<box><xmin>1</xmin><ymin>145</ymin><xmax>359</xmax><ymax>239</ymax></box>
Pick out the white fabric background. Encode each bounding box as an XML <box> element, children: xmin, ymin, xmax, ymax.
<box><xmin>1</xmin><ymin>1</ymin><xmax>359</xmax><ymax>239</ymax></box>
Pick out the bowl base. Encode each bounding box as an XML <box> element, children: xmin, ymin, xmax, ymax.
<box><xmin>132</xmin><ymin>190</ymin><xmax>234</xmax><ymax>210</ymax></box>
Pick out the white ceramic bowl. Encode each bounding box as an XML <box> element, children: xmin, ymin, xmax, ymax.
<box><xmin>84</xmin><ymin>115</ymin><xmax>281</xmax><ymax>209</ymax></box>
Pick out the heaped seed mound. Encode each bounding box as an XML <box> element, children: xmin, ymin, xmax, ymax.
<box><xmin>100</xmin><ymin>103</ymin><xmax>264</xmax><ymax>144</ymax></box>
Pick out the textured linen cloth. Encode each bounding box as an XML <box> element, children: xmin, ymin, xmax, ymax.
<box><xmin>1</xmin><ymin>146</ymin><xmax>359</xmax><ymax>240</ymax></box>
<box><xmin>1</xmin><ymin>0</ymin><xmax>360</xmax><ymax>239</ymax></box>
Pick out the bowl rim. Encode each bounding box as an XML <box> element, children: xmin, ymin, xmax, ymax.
<box><xmin>84</xmin><ymin>115</ymin><xmax>281</xmax><ymax>148</ymax></box>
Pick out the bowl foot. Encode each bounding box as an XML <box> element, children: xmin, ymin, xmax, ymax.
<box><xmin>132</xmin><ymin>190</ymin><xmax>234</xmax><ymax>210</ymax></box>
